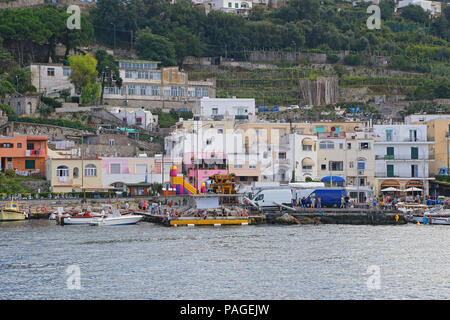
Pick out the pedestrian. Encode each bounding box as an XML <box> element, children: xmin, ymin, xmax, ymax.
<box><xmin>340</xmin><ymin>195</ymin><xmax>345</xmax><ymax>208</ymax></box>
<box><xmin>301</xmin><ymin>197</ymin><xmax>306</xmax><ymax>208</ymax></box>
<box><xmin>311</xmin><ymin>196</ymin><xmax>316</xmax><ymax>208</ymax></box>
<box><xmin>317</xmin><ymin>196</ymin><xmax>321</xmax><ymax>208</ymax></box>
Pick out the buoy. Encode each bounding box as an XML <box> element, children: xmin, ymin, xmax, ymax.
<box><xmin>417</xmin><ymin>221</ymin><xmax>421</xmax><ymax>226</ymax></box>
<box><xmin>395</xmin><ymin>214</ymin><xmax>399</xmax><ymax>222</ymax></box>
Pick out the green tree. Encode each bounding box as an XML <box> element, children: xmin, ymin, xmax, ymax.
<box><xmin>95</xmin><ymin>50</ymin><xmax>122</xmax><ymax>104</ymax></box>
<box><xmin>135</xmin><ymin>29</ymin><xmax>176</xmax><ymax>66</ymax></box>
<box><xmin>168</xmin><ymin>27</ymin><xmax>206</xmax><ymax>65</ymax></box>
<box><xmin>401</xmin><ymin>4</ymin><xmax>430</xmax><ymax>24</ymax></box>
<box><xmin>68</xmin><ymin>54</ymin><xmax>99</xmax><ymax>104</ymax></box>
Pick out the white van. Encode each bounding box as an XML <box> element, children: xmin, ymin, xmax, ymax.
<box><xmin>252</xmin><ymin>188</ymin><xmax>293</xmax><ymax>207</ymax></box>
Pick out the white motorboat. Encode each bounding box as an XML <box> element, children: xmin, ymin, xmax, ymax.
<box><xmin>57</xmin><ymin>212</ymin><xmax>105</xmax><ymax>225</ymax></box>
<box><xmin>90</xmin><ymin>214</ymin><xmax>143</xmax><ymax>226</ymax></box>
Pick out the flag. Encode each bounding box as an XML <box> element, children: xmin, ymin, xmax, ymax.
<box><xmin>144</xmin><ymin>167</ymin><xmax>148</xmax><ymax>184</ymax></box>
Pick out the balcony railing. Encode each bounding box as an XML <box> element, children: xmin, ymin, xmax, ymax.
<box><xmin>375</xmin><ymin>155</ymin><xmax>434</xmax><ymax>160</ymax></box>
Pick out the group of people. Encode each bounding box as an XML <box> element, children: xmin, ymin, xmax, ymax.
<box><xmin>162</xmin><ymin>208</ymin><xmax>179</xmax><ymax>221</ymax></box>
<box><xmin>296</xmin><ymin>196</ymin><xmax>322</xmax><ymax>208</ymax></box>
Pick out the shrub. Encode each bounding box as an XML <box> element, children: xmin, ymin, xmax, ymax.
<box><xmin>343</xmin><ymin>54</ymin><xmax>362</xmax><ymax>66</ymax></box>
<box><xmin>326</xmin><ymin>54</ymin><xmax>340</xmax><ymax>64</ymax></box>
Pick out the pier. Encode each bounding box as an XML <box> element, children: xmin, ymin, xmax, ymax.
<box><xmin>138</xmin><ymin>212</ymin><xmax>266</xmax><ymax>227</ymax></box>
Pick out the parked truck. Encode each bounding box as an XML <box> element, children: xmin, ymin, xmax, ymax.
<box><xmin>305</xmin><ymin>188</ymin><xmax>347</xmax><ymax>207</ymax></box>
<box><xmin>251</xmin><ymin>188</ymin><xmax>293</xmax><ymax>207</ymax></box>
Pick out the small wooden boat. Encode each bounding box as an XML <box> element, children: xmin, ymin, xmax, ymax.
<box><xmin>0</xmin><ymin>202</ymin><xmax>26</xmax><ymax>221</ymax></box>
<box><xmin>56</xmin><ymin>211</ymin><xmax>104</xmax><ymax>225</ymax></box>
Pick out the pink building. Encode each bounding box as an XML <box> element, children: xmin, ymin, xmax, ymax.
<box><xmin>183</xmin><ymin>152</ymin><xmax>228</xmax><ymax>189</ymax></box>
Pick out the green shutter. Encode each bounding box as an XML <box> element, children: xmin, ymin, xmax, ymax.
<box><xmin>411</xmin><ymin>147</ymin><xmax>418</xmax><ymax>160</ymax></box>
<box><xmin>25</xmin><ymin>160</ymin><xmax>35</xmax><ymax>169</ymax></box>
<box><xmin>387</xmin><ymin>165</ymin><xmax>394</xmax><ymax>177</ymax></box>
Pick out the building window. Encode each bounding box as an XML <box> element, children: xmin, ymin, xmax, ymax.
<box><xmin>17</xmin><ymin>143</ymin><xmax>22</xmax><ymax>148</ymax></box>
<box><xmin>25</xmin><ymin>160</ymin><xmax>35</xmax><ymax>169</ymax></box>
<box><xmin>321</xmin><ymin>164</ymin><xmax>326</xmax><ymax>170</ymax></box>
<box><xmin>329</xmin><ymin>161</ymin><xmax>343</xmax><ymax>171</ymax></box>
<box><xmin>249</xmin><ymin>164</ymin><xmax>256</xmax><ymax>169</ymax></box>
<box><xmin>339</xmin><ymin>143</ymin><xmax>343</xmax><ymax>149</ymax></box>
<box><xmin>360</xmin><ymin>142</ymin><xmax>370</xmax><ymax>150</ymax></box>
<box><xmin>212</xmin><ymin>108</ymin><xmax>218</xmax><ymax>115</ymax></box>
<box><xmin>386</xmin><ymin>130</ymin><xmax>393</xmax><ymax>141</ymax></box>
<box><xmin>73</xmin><ymin>167</ymin><xmax>79</xmax><ymax>178</ymax></box>
<box><xmin>110</xmin><ymin>163</ymin><xmax>121</xmax><ymax>174</ymax></box>
<box><xmin>151</xmin><ymin>86</ymin><xmax>160</xmax><ymax>96</ymax></box>
<box><xmin>235</xmin><ymin>2</ymin><xmax>238</xmax><ymax>8</ymax></box>
<box><xmin>27</xmin><ymin>143</ymin><xmax>34</xmax><ymax>150</ymax></box>
<box><xmin>303</xmin><ymin>145</ymin><xmax>312</xmax><ymax>151</ymax></box>
<box><xmin>127</xmin><ymin>85</ymin><xmax>136</xmax><ymax>95</ymax></box>
<box><xmin>234</xmin><ymin>164</ymin><xmax>243</xmax><ymax>169</ymax></box>
<box><xmin>279</xmin><ymin>152</ymin><xmax>286</xmax><ymax>159</ymax></box>
<box><xmin>347</xmin><ymin>143</ymin><xmax>352</xmax><ymax>149</ymax></box>
<box><xmin>228</xmin><ymin>2</ymin><xmax>232</xmax><ymax>7</ymax></box>
<box><xmin>349</xmin><ymin>161</ymin><xmax>354</xmax><ymax>168</ymax></box>
<box><xmin>56</xmin><ymin>165</ymin><xmax>69</xmax><ymax>177</ymax></box>
<box><xmin>357</xmin><ymin>159</ymin><xmax>366</xmax><ymax>170</ymax></box>
<box><xmin>84</xmin><ymin>164</ymin><xmax>97</xmax><ymax>177</ymax></box>
<box><xmin>109</xmin><ymin>139</ymin><xmax>115</xmax><ymax>146</ymax></box>
<box><xmin>411</xmin><ymin>164</ymin><xmax>418</xmax><ymax>178</ymax></box>
<box><xmin>47</xmin><ymin>68</ymin><xmax>55</xmax><ymax>76</ymax></box>
<box><xmin>387</xmin><ymin>164</ymin><xmax>394</xmax><ymax>177</ymax></box>
<box><xmin>1</xmin><ymin>143</ymin><xmax>13</xmax><ymax>148</ymax></box>
<box><xmin>63</xmin><ymin>68</ymin><xmax>71</xmax><ymax>76</ymax></box>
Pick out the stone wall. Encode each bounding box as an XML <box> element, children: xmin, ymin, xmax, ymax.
<box><xmin>0</xmin><ymin>121</ymin><xmax>88</xmax><ymax>140</ymax></box>
<box><xmin>0</xmin><ymin>0</ymin><xmax>44</xmax><ymax>9</ymax></box>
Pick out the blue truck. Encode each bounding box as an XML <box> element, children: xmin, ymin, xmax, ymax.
<box><xmin>305</xmin><ymin>188</ymin><xmax>347</xmax><ymax>207</ymax></box>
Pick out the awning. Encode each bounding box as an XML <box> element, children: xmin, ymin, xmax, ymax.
<box><xmin>381</xmin><ymin>187</ymin><xmax>400</xmax><ymax>192</ymax></box>
<box><xmin>321</xmin><ymin>176</ymin><xmax>345</xmax><ymax>183</ymax></box>
<box><xmin>301</xmin><ymin>158</ymin><xmax>315</xmax><ymax>166</ymax></box>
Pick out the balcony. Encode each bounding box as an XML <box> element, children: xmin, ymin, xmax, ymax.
<box><xmin>375</xmin><ymin>155</ymin><xmax>434</xmax><ymax>160</ymax></box>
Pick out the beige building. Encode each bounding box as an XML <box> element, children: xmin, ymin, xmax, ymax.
<box><xmin>103</xmin><ymin>60</ymin><xmax>216</xmax><ymax>109</ymax></box>
<box><xmin>406</xmin><ymin>115</ymin><xmax>450</xmax><ymax>175</ymax></box>
<box><xmin>46</xmin><ymin>158</ymin><xmax>104</xmax><ymax>192</ymax></box>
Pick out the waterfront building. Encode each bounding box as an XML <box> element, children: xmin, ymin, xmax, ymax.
<box><xmin>101</xmin><ymin>156</ymin><xmax>181</xmax><ymax>191</ymax></box>
<box><xmin>0</xmin><ymin>135</ymin><xmax>48</xmax><ymax>177</ymax></box>
<box><xmin>292</xmin><ymin>133</ymin><xmax>318</xmax><ymax>182</ymax></box>
<box><xmin>405</xmin><ymin>114</ymin><xmax>450</xmax><ymax>176</ymax></box>
<box><xmin>46</xmin><ymin>157</ymin><xmax>104</xmax><ymax>192</ymax></box>
<box><xmin>373</xmin><ymin>124</ymin><xmax>434</xmax><ymax>196</ymax></box>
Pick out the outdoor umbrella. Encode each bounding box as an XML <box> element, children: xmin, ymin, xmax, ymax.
<box><xmin>381</xmin><ymin>187</ymin><xmax>399</xmax><ymax>192</ymax></box>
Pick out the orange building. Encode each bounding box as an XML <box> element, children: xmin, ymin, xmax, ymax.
<box><xmin>0</xmin><ymin>136</ymin><xmax>48</xmax><ymax>177</ymax></box>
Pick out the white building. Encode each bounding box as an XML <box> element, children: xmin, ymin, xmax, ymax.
<box><xmin>110</xmin><ymin>107</ymin><xmax>158</xmax><ymax>131</ymax></box>
<box><xmin>397</xmin><ymin>0</ymin><xmax>442</xmax><ymax>15</ymax></box>
<box><xmin>29</xmin><ymin>63</ymin><xmax>76</xmax><ymax>97</ymax></box>
<box><xmin>373</xmin><ymin>124</ymin><xmax>434</xmax><ymax>196</ymax></box>
<box><xmin>195</xmin><ymin>97</ymin><xmax>256</xmax><ymax>120</ymax></box>
<box><xmin>292</xmin><ymin>133</ymin><xmax>318</xmax><ymax>182</ymax></box>
<box><xmin>209</xmin><ymin>0</ymin><xmax>253</xmax><ymax>16</ymax></box>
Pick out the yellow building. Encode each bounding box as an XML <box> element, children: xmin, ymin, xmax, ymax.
<box><xmin>46</xmin><ymin>158</ymin><xmax>104</xmax><ymax>193</ymax></box>
<box><xmin>407</xmin><ymin>115</ymin><xmax>450</xmax><ymax>175</ymax></box>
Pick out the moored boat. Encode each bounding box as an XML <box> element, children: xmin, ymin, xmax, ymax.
<box><xmin>0</xmin><ymin>202</ymin><xmax>27</xmax><ymax>221</ymax></box>
<box><xmin>89</xmin><ymin>214</ymin><xmax>143</xmax><ymax>226</ymax></box>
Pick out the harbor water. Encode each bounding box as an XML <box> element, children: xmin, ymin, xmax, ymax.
<box><xmin>0</xmin><ymin>220</ymin><xmax>449</xmax><ymax>299</ymax></box>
